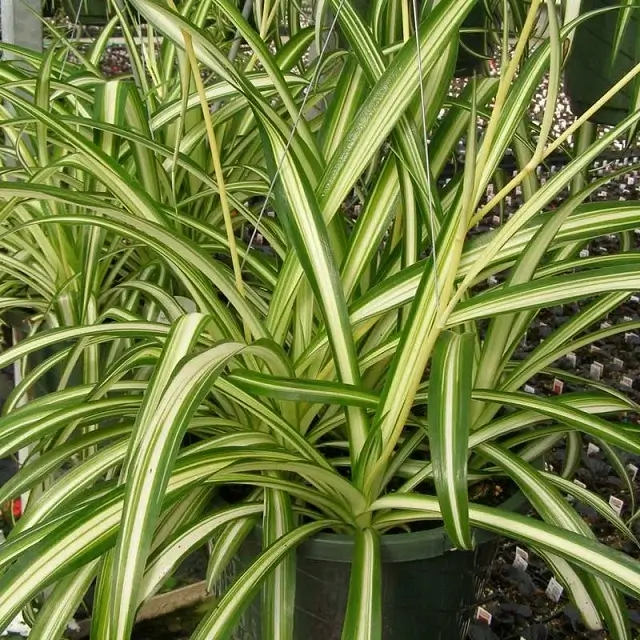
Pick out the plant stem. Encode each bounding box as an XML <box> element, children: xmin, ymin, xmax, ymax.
<box><xmin>167</xmin><ymin>0</ymin><xmax>249</xmax><ymax>339</ymax></box>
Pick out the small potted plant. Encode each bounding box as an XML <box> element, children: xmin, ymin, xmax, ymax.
<box><xmin>0</xmin><ymin>1</ymin><xmax>639</xmax><ymax>639</ymax></box>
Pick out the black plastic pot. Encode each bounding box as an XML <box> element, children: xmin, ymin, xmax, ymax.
<box><xmin>42</xmin><ymin>0</ymin><xmax>57</xmax><ymax>18</ymax></box>
<box><xmin>8</xmin><ymin>312</ymin><xmax>82</xmax><ymax>397</ymax></box>
<box><xmin>564</xmin><ymin>0</ymin><xmax>640</xmax><ymax>126</ymax></box>
<box><xmin>229</xmin><ymin>492</ymin><xmax>525</xmax><ymax>640</ymax></box>
<box><xmin>292</xmin><ymin>528</ymin><xmax>497</xmax><ymax>639</ymax></box>
<box><xmin>455</xmin><ymin>1</ymin><xmax>494</xmax><ymax>77</ymax></box>
<box><xmin>342</xmin><ymin>0</ymin><xmax>492</xmax><ymax>78</ymax></box>
<box><xmin>63</xmin><ymin>0</ymin><xmax>110</xmax><ymax>25</ymax></box>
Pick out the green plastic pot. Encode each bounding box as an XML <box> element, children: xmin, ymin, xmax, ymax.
<box><xmin>226</xmin><ymin>490</ymin><xmax>527</xmax><ymax>640</ymax></box>
<box><xmin>564</xmin><ymin>0</ymin><xmax>640</xmax><ymax>126</ymax></box>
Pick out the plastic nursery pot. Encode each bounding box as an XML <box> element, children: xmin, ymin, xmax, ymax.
<box><xmin>63</xmin><ymin>0</ymin><xmax>110</xmax><ymax>25</ymax></box>
<box><xmin>564</xmin><ymin>0</ymin><xmax>640</xmax><ymax>126</ymax></box>
<box><xmin>342</xmin><ymin>0</ymin><xmax>492</xmax><ymax>78</ymax></box>
<box><xmin>42</xmin><ymin>0</ymin><xmax>57</xmax><ymax>18</ymax></box>
<box><xmin>8</xmin><ymin>311</ymin><xmax>83</xmax><ymax>398</ymax></box>
<box><xmin>455</xmin><ymin>1</ymin><xmax>494</xmax><ymax>78</ymax></box>
<box><xmin>227</xmin><ymin>491</ymin><xmax>527</xmax><ymax>640</ymax></box>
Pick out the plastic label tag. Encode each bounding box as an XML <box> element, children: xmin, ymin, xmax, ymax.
<box><xmin>523</xmin><ymin>384</ymin><xmax>535</xmax><ymax>394</ymax></box>
<box><xmin>546</xmin><ymin>577</ymin><xmax>564</xmax><ymax>602</ymax></box>
<box><xmin>621</xmin><ymin>376</ymin><xmax>633</xmax><ymax>390</ymax></box>
<box><xmin>573</xmin><ymin>479</ymin><xmax>586</xmax><ymax>489</ymax></box>
<box><xmin>0</xmin><ymin>611</ymin><xmax>30</xmax><ymax>637</ymax></box>
<box><xmin>613</xmin><ymin>357</ymin><xmax>624</xmax><ymax>369</ymax></box>
<box><xmin>552</xmin><ymin>378</ymin><xmax>564</xmax><ymax>394</ymax></box>
<box><xmin>628</xmin><ymin>464</ymin><xmax>638</xmax><ymax>481</ymax></box>
<box><xmin>587</xmin><ymin>443</ymin><xmax>600</xmax><ymax>457</ymax></box>
<box><xmin>609</xmin><ymin>495</ymin><xmax>624</xmax><ymax>517</ymax></box>
<box><xmin>579</xmin><ymin>249</ymin><xmax>589</xmax><ymax>258</ymax></box>
<box><xmin>589</xmin><ymin>362</ymin><xmax>603</xmax><ymax>380</ymax></box>
<box><xmin>512</xmin><ymin>547</ymin><xmax>529</xmax><ymax>572</ymax></box>
<box><xmin>566</xmin><ymin>352</ymin><xmax>577</xmax><ymax>367</ymax></box>
<box><xmin>475</xmin><ymin>607</ymin><xmax>492</xmax><ymax>625</ymax></box>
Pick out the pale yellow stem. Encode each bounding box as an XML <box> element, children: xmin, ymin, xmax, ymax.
<box><xmin>401</xmin><ymin>0</ymin><xmax>411</xmax><ymax>42</ymax></box>
<box><xmin>471</xmin><ymin>58</ymin><xmax>640</xmax><ymax>228</ymax></box>
<box><xmin>473</xmin><ymin>0</ymin><xmax>542</xmax><ymax>198</ymax></box>
<box><xmin>167</xmin><ymin>0</ymin><xmax>248</xmax><ymax>340</ymax></box>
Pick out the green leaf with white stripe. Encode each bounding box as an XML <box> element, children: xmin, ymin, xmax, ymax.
<box><xmin>479</xmin><ymin>443</ymin><xmax>630</xmax><ymax>639</ymax></box>
<box><xmin>253</xmin><ymin>108</ymin><xmax>368</xmax><ymax>461</ymax></box>
<box><xmin>341</xmin><ymin>528</ymin><xmax>381</xmax><ymax>640</ymax></box>
<box><xmin>371</xmin><ymin>494</ymin><xmax>640</xmax><ymax>599</ymax></box>
<box><xmin>191</xmin><ymin>520</ymin><xmax>339</xmax><ymax>640</ymax></box>
<box><xmin>428</xmin><ymin>331</ymin><xmax>474</xmax><ymax>550</ymax></box>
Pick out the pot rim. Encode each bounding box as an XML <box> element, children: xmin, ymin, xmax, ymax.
<box><xmin>297</xmin><ymin>489</ymin><xmax>527</xmax><ymax>563</ymax></box>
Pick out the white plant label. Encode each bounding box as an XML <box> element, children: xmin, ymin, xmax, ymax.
<box><xmin>491</xmin><ymin>215</ymin><xmax>500</xmax><ymax>226</ymax></box>
<box><xmin>613</xmin><ymin>357</ymin><xmax>624</xmax><ymax>369</ymax></box>
<box><xmin>523</xmin><ymin>384</ymin><xmax>535</xmax><ymax>394</ymax></box>
<box><xmin>628</xmin><ymin>464</ymin><xmax>638</xmax><ymax>481</ymax></box>
<box><xmin>621</xmin><ymin>376</ymin><xmax>633</xmax><ymax>390</ymax></box>
<box><xmin>546</xmin><ymin>577</ymin><xmax>564</xmax><ymax>602</ymax></box>
<box><xmin>475</xmin><ymin>607</ymin><xmax>492</xmax><ymax>625</ymax></box>
<box><xmin>0</xmin><ymin>611</ymin><xmax>30</xmax><ymax>637</ymax></box>
<box><xmin>566</xmin><ymin>352</ymin><xmax>577</xmax><ymax>367</ymax></box>
<box><xmin>552</xmin><ymin>378</ymin><xmax>564</xmax><ymax>395</ymax></box>
<box><xmin>587</xmin><ymin>442</ymin><xmax>600</xmax><ymax>457</ymax></box>
<box><xmin>589</xmin><ymin>362</ymin><xmax>603</xmax><ymax>380</ymax></box>
<box><xmin>487</xmin><ymin>275</ymin><xmax>498</xmax><ymax>286</ymax></box>
<box><xmin>625</xmin><ymin>332</ymin><xmax>638</xmax><ymax>343</ymax></box>
<box><xmin>513</xmin><ymin>546</ymin><xmax>529</xmax><ymax>571</ymax></box>
<box><xmin>609</xmin><ymin>495</ymin><xmax>624</xmax><ymax>517</ymax></box>
<box><xmin>600</xmin><ymin>321</ymin><xmax>611</xmax><ymax>329</ymax></box>
<box><xmin>579</xmin><ymin>249</ymin><xmax>589</xmax><ymax>258</ymax></box>
<box><xmin>631</xmin><ymin>295</ymin><xmax>640</xmax><ymax>303</ymax></box>
<box><xmin>589</xmin><ymin>344</ymin><xmax>601</xmax><ymax>353</ymax></box>
<box><xmin>624</xmin><ymin>315</ymin><xmax>633</xmax><ymax>322</ymax></box>
<box><xmin>573</xmin><ymin>479</ymin><xmax>586</xmax><ymax>489</ymax></box>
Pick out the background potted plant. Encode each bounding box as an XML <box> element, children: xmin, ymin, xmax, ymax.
<box><xmin>564</xmin><ymin>0</ymin><xmax>640</xmax><ymax>126</ymax></box>
<box><xmin>0</xmin><ymin>0</ymin><xmax>640</xmax><ymax>639</ymax></box>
